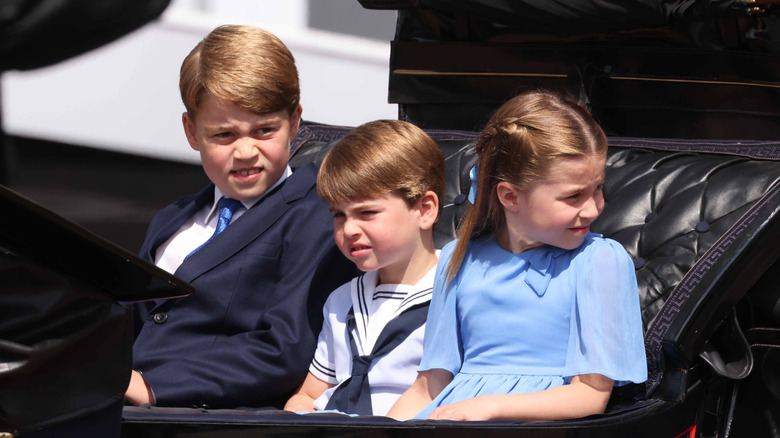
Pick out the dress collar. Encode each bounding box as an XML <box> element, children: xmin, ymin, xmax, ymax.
<box><xmin>522</xmin><ymin>233</ymin><xmax>601</xmax><ymax>297</ymax></box>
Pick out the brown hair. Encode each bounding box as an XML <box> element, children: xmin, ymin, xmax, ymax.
<box><xmin>180</xmin><ymin>25</ymin><xmax>300</xmax><ymax>117</ymax></box>
<box><xmin>447</xmin><ymin>89</ymin><xmax>608</xmax><ymax>280</ymax></box>
<box><xmin>317</xmin><ymin>120</ymin><xmax>445</xmax><ymax>216</ymax></box>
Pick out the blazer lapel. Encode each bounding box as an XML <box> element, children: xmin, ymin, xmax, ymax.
<box><xmin>173</xmin><ymin>163</ymin><xmax>319</xmax><ymax>285</ymax></box>
<box><xmin>142</xmin><ymin>185</ymin><xmax>214</xmax><ymax>262</ymax></box>
<box><xmin>145</xmin><ymin>185</ymin><xmax>213</xmax><ymax>313</ymax></box>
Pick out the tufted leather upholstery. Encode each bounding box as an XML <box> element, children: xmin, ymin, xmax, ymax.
<box><xmin>291</xmin><ymin>121</ymin><xmax>780</xmax><ymax>400</ymax></box>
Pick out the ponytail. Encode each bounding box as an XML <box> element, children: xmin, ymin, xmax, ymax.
<box><xmin>446</xmin><ymin>119</ymin><xmax>527</xmax><ymax>281</ymax></box>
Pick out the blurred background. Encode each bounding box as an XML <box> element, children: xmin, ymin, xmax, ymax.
<box><xmin>4</xmin><ymin>0</ymin><xmax>779</xmax><ymax>253</ymax></box>
<box><xmin>1</xmin><ymin>0</ymin><xmax>397</xmax><ymax>252</ymax></box>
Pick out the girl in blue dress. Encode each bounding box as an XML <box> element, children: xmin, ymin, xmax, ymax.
<box><xmin>388</xmin><ymin>90</ymin><xmax>647</xmax><ymax>421</ymax></box>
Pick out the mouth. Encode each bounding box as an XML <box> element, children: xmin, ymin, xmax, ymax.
<box><xmin>570</xmin><ymin>225</ymin><xmax>590</xmax><ymax>234</ymax></box>
<box><xmin>231</xmin><ymin>168</ymin><xmax>262</xmax><ymax>180</ymax></box>
<box><xmin>349</xmin><ymin>244</ymin><xmax>372</xmax><ymax>256</ymax></box>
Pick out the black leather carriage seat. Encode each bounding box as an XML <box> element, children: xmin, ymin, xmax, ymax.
<box><xmin>120</xmin><ymin>123</ymin><xmax>780</xmax><ymax>431</ymax></box>
<box><xmin>291</xmin><ymin>121</ymin><xmax>780</xmax><ymax>402</ymax></box>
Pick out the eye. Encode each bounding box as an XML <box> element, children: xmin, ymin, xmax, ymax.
<box><xmin>212</xmin><ymin>132</ymin><xmax>232</xmax><ymax>139</ymax></box>
<box><xmin>332</xmin><ymin>212</ymin><xmax>345</xmax><ymax>219</ymax></box>
<box><xmin>567</xmin><ymin>193</ymin><xmax>580</xmax><ymax>200</ymax></box>
<box><xmin>257</xmin><ymin>126</ymin><xmax>276</xmax><ymax>135</ymax></box>
<box><xmin>360</xmin><ymin>210</ymin><xmax>378</xmax><ymax>218</ymax></box>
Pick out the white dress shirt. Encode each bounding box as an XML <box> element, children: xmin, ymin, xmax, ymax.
<box><xmin>154</xmin><ymin>166</ymin><xmax>292</xmax><ymax>274</ymax></box>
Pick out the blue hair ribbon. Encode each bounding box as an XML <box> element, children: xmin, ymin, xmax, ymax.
<box><xmin>467</xmin><ymin>164</ymin><xmax>478</xmax><ymax>204</ymax></box>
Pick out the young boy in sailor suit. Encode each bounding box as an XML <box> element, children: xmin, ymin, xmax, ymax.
<box><xmin>284</xmin><ymin>120</ymin><xmax>445</xmax><ymax>416</ymax></box>
<box><xmin>125</xmin><ymin>25</ymin><xmax>356</xmax><ymax>409</ymax></box>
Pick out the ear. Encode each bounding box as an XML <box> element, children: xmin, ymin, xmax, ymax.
<box><xmin>182</xmin><ymin>112</ymin><xmax>200</xmax><ymax>152</ymax></box>
<box><xmin>496</xmin><ymin>181</ymin><xmax>522</xmax><ymax>212</ymax></box>
<box><xmin>288</xmin><ymin>104</ymin><xmax>303</xmax><ymax>140</ymax></box>
<box><xmin>416</xmin><ymin>191</ymin><xmax>440</xmax><ymax>230</ymax></box>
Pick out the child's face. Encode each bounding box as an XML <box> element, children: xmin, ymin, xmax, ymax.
<box><xmin>499</xmin><ymin>154</ymin><xmax>606</xmax><ymax>253</ymax></box>
<box><xmin>330</xmin><ymin>193</ymin><xmax>432</xmax><ymax>284</ymax></box>
<box><xmin>183</xmin><ymin>94</ymin><xmax>302</xmax><ymax>202</ymax></box>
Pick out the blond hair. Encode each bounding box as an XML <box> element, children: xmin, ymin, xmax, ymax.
<box><xmin>317</xmin><ymin>120</ymin><xmax>445</xmax><ymax>215</ymax></box>
<box><xmin>448</xmin><ymin>89</ymin><xmax>608</xmax><ymax>280</ymax></box>
<box><xmin>180</xmin><ymin>25</ymin><xmax>300</xmax><ymax>117</ymax></box>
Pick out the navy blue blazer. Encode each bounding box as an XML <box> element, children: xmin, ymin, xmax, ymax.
<box><xmin>132</xmin><ymin>163</ymin><xmax>356</xmax><ymax>408</ymax></box>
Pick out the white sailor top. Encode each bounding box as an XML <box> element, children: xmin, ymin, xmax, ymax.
<box><xmin>309</xmin><ymin>266</ymin><xmax>435</xmax><ymax>416</ymax></box>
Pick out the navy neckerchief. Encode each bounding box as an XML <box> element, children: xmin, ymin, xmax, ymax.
<box><xmin>325</xmin><ymin>301</ymin><xmax>429</xmax><ymax>415</ymax></box>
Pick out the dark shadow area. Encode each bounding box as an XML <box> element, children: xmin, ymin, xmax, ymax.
<box><xmin>368</xmin><ymin>0</ymin><xmax>780</xmax><ymax>139</ymax></box>
<box><xmin>5</xmin><ymin>136</ymin><xmax>208</xmax><ymax>254</ymax></box>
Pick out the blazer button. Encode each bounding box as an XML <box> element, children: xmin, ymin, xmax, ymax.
<box><xmin>153</xmin><ymin>312</ymin><xmax>168</xmax><ymax>324</ymax></box>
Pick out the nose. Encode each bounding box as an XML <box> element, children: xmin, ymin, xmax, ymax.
<box><xmin>342</xmin><ymin>217</ymin><xmax>361</xmax><ymax>238</ymax></box>
<box><xmin>233</xmin><ymin>138</ymin><xmax>259</xmax><ymax>160</ymax></box>
<box><xmin>580</xmin><ymin>194</ymin><xmax>603</xmax><ymax>220</ymax></box>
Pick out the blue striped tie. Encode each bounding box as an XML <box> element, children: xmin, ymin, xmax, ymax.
<box><xmin>185</xmin><ymin>197</ymin><xmax>243</xmax><ymax>260</ymax></box>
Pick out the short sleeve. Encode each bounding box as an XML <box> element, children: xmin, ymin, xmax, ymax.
<box><xmin>309</xmin><ymin>292</ymin><xmax>340</xmax><ymax>385</ymax></box>
<box><xmin>564</xmin><ymin>238</ymin><xmax>647</xmax><ymax>386</ymax></box>
<box><xmin>418</xmin><ymin>241</ymin><xmax>464</xmax><ymax>376</ymax></box>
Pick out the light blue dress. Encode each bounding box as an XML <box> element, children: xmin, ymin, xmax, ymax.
<box><xmin>415</xmin><ymin>233</ymin><xmax>647</xmax><ymax>419</ymax></box>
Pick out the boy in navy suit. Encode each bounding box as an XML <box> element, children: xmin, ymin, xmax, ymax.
<box><xmin>284</xmin><ymin>120</ymin><xmax>444</xmax><ymax>416</ymax></box>
<box><xmin>125</xmin><ymin>25</ymin><xmax>355</xmax><ymax>409</ymax></box>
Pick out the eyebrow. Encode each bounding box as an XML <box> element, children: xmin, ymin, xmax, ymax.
<box><xmin>203</xmin><ymin>117</ymin><xmax>282</xmax><ymax>130</ymax></box>
<box><xmin>254</xmin><ymin>116</ymin><xmax>285</xmax><ymax>126</ymax></box>
<box><xmin>560</xmin><ymin>176</ymin><xmax>606</xmax><ymax>193</ymax></box>
<box><xmin>203</xmin><ymin>123</ymin><xmax>231</xmax><ymax>130</ymax></box>
<box><xmin>330</xmin><ymin>200</ymin><xmax>381</xmax><ymax>213</ymax></box>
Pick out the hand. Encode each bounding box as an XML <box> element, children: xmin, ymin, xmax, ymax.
<box><xmin>426</xmin><ymin>395</ymin><xmax>499</xmax><ymax>421</ymax></box>
<box><xmin>427</xmin><ymin>374</ymin><xmax>614</xmax><ymax>421</ymax></box>
<box><xmin>283</xmin><ymin>372</ymin><xmax>332</xmax><ymax>413</ymax></box>
<box><xmin>387</xmin><ymin>369</ymin><xmax>454</xmax><ymax>420</ymax></box>
<box><xmin>283</xmin><ymin>397</ymin><xmax>316</xmax><ymax>413</ymax></box>
<box><xmin>125</xmin><ymin>370</ymin><xmax>154</xmax><ymax>406</ymax></box>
